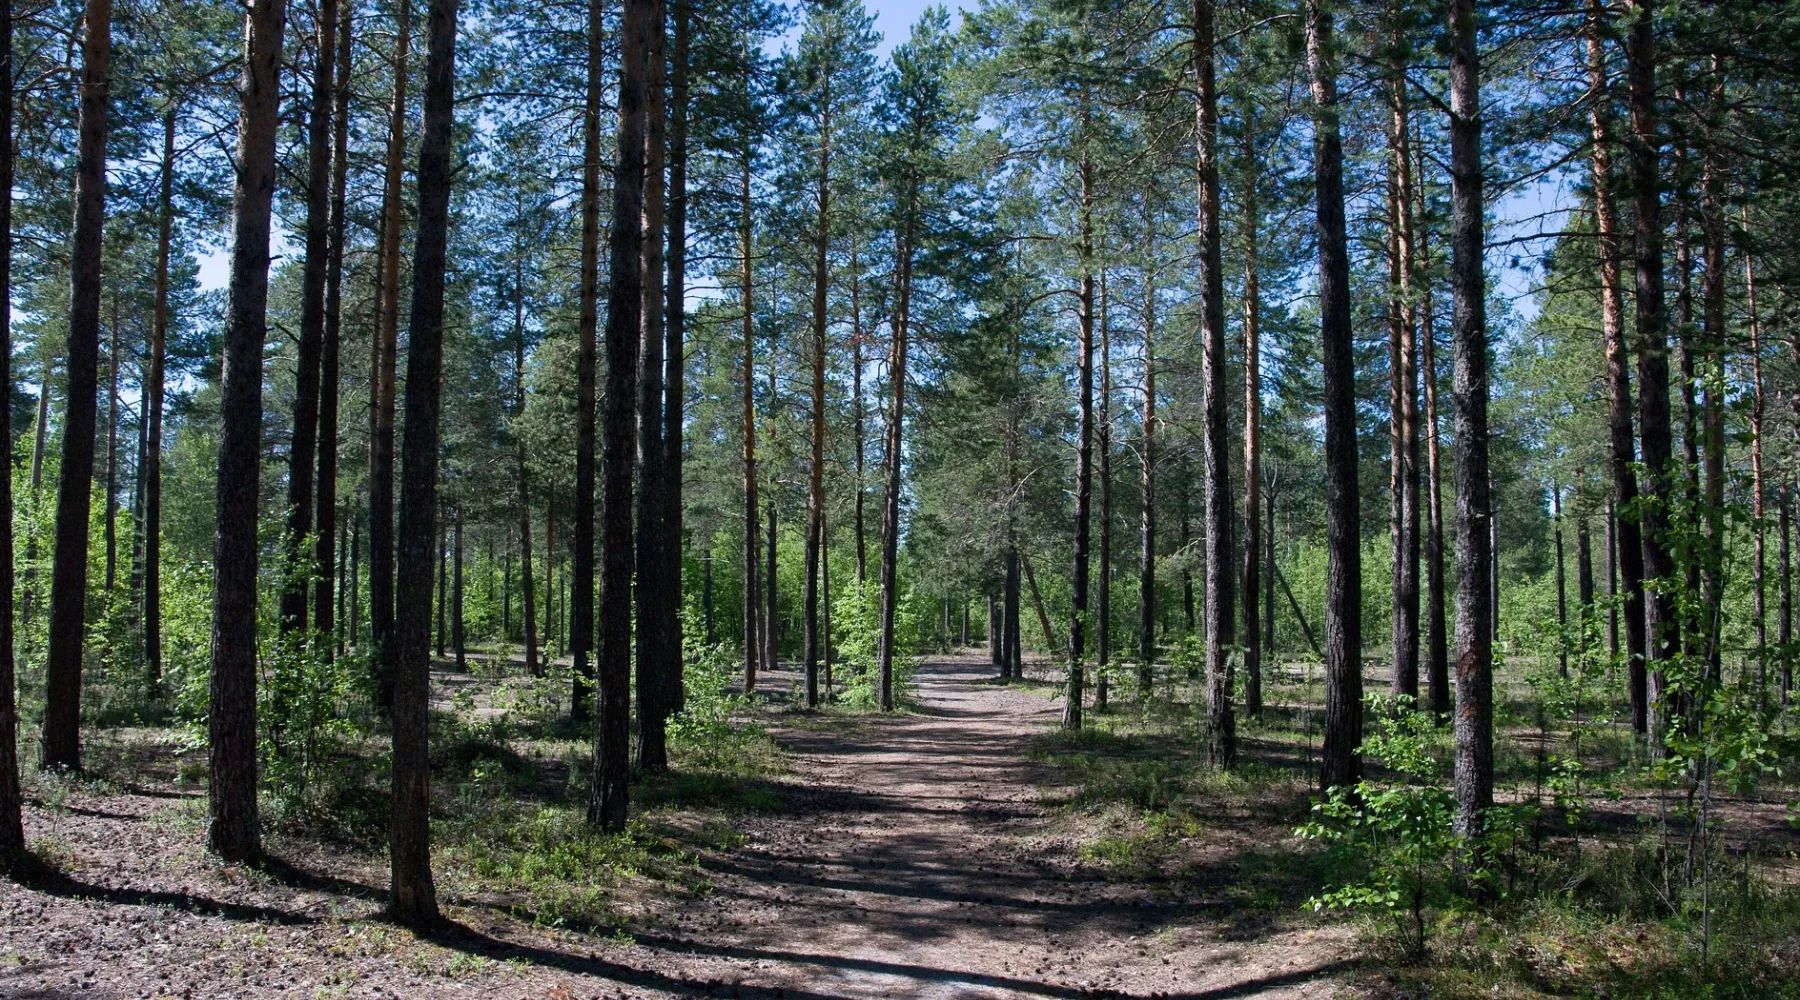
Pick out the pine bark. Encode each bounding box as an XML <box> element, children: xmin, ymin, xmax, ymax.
<box><xmin>570</xmin><ymin>0</ymin><xmax>603</xmax><ymax>722</ymax></box>
<box><xmin>0</xmin><ymin>0</ymin><xmax>23</xmax><ymax>855</ymax></box>
<box><xmin>389</xmin><ymin>0</ymin><xmax>458</xmax><ymax>925</ymax></box>
<box><xmin>663</xmin><ymin>0</ymin><xmax>689</xmax><ymax>717</ymax></box>
<box><xmin>1062</xmin><ymin>150</ymin><xmax>1095</xmax><ymax>732</ymax></box>
<box><xmin>592</xmin><ymin>0</ymin><xmax>650</xmax><ymax>833</ymax></box>
<box><xmin>1240</xmin><ymin>127</ymin><xmax>1262</xmax><ymax>720</ymax></box>
<box><xmin>369</xmin><ymin>0</ymin><xmax>409</xmax><ymax>704</ymax></box>
<box><xmin>513</xmin><ymin>247</ymin><xmax>540</xmax><ymax>675</ymax></box>
<box><xmin>41</xmin><ymin>0</ymin><xmax>114</xmax><ymax>773</ymax></box>
<box><xmin>209</xmin><ymin>0</ymin><xmax>285</xmax><ymax>862</ymax></box>
<box><xmin>804</xmin><ymin>58</ymin><xmax>833</xmax><ymax>710</ymax></box>
<box><xmin>1096</xmin><ymin>271</ymin><xmax>1113</xmax><ymax>713</ymax></box>
<box><xmin>1449</xmin><ymin>0</ymin><xmax>1493</xmax><ymax>846</ymax></box>
<box><xmin>741</xmin><ymin>155</ymin><xmax>761</xmax><ymax>695</ymax></box>
<box><xmin>314</xmin><ymin>1</ymin><xmax>352</xmax><ymax>649</ymax></box>
<box><xmin>1138</xmin><ymin>265</ymin><xmax>1157</xmax><ymax>701</ymax></box>
<box><xmin>1625</xmin><ymin>0</ymin><xmax>1677</xmax><ymax>737</ymax></box>
<box><xmin>1196</xmin><ymin>0</ymin><xmax>1234</xmax><ymax>768</ymax></box>
<box><xmin>283</xmin><ymin>0</ymin><xmax>339</xmax><ymax>634</ymax></box>
<box><xmin>1387</xmin><ymin>48</ymin><xmax>1420</xmax><ymax>702</ymax></box>
<box><xmin>636</xmin><ymin>0</ymin><xmax>669</xmax><ymax>769</ymax></box>
<box><xmin>144</xmin><ymin>101</ymin><xmax>175</xmax><ymax>690</ymax></box>
<box><xmin>1587</xmin><ymin>0</ymin><xmax>1647</xmax><ymax>731</ymax></box>
<box><xmin>877</xmin><ymin>192</ymin><xmax>916</xmax><ymax>714</ymax></box>
<box><xmin>1307</xmin><ymin>0</ymin><xmax>1362</xmax><ymax>792</ymax></box>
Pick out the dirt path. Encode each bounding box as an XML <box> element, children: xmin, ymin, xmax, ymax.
<box><xmin>0</xmin><ymin>656</ymin><xmax>1351</xmax><ymax>999</ymax></box>
<box><xmin>615</xmin><ymin>656</ymin><xmax>1351</xmax><ymax>999</ymax></box>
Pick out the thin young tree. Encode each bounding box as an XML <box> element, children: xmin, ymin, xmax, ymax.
<box><xmin>41</xmin><ymin>0</ymin><xmax>114</xmax><ymax>773</ymax></box>
<box><xmin>1448</xmin><ymin>0</ymin><xmax>1492</xmax><ymax>847</ymax></box>
<box><xmin>0</xmin><ymin>0</ymin><xmax>23</xmax><ymax>856</ymax></box>
<box><xmin>1307</xmin><ymin>0</ymin><xmax>1362</xmax><ymax>792</ymax></box>
<box><xmin>389</xmin><ymin>0</ymin><xmax>460</xmax><ymax>926</ymax></box>
<box><xmin>210</xmin><ymin>0</ymin><xmax>286</xmax><ymax>862</ymax></box>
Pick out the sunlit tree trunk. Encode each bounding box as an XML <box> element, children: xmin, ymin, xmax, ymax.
<box><xmin>1240</xmin><ymin>124</ymin><xmax>1262</xmax><ymax>719</ymax></box>
<box><xmin>369</xmin><ymin>0</ymin><xmax>410</xmax><ymax>707</ymax></box>
<box><xmin>143</xmin><ymin>101</ymin><xmax>176</xmax><ymax>692</ymax></box>
<box><xmin>513</xmin><ymin>244</ymin><xmax>539</xmax><ymax>675</ymax></box>
<box><xmin>663</xmin><ymin>0</ymin><xmax>690</xmax><ymax>716</ymax></box>
<box><xmin>636</xmin><ymin>0</ymin><xmax>670</xmax><ymax>769</ymax></box>
<box><xmin>1387</xmin><ymin>42</ymin><xmax>1420</xmax><ymax>702</ymax></box>
<box><xmin>1448</xmin><ymin>0</ymin><xmax>1492</xmax><ymax>847</ymax></box>
<box><xmin>0</xmin><ymin>0</ymin><xmax>23</xmax><ymax>855</ymax></box>
<box><xmin>803</xmin><ymin>51</ymin><xmax>833</xmax><ymax>710</ymax></box>
<box><xmin>1062</xmin><ymin>147</ymin><xmax>1094</xmax><ymax>732</ymax></box>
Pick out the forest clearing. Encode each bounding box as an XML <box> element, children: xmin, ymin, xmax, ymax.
<box><xmin>4</xmin><ymin>0</ymin><xmax>1800</xmax><ymax>995</ymax></box>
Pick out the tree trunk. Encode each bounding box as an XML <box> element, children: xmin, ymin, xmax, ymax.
<box><xmin>1195</xmin><ymin>0</ymin><xmax>1234</xmax><ymax>767</ymax></box>
<box><xmin>1240</xmin><ymin>122</ymin><xmax>1262</xmax><ymax>719</ymax></box>
<box><xmin>1419</xmin><ymin>161</ymin><xmax>1449</xmax><ymax>719</ymax></box>
<box><xmin>514</xmin><ymin>247</ymin><xmax>540</xmax><ymax>676</ymax></box>
<box><xmin>545</xmin><ymin>491</ymin><xmax>557</xmax><ymax>660</ymax></box>
<box><xmin>453</xmin><ymin>511</ymin><xmax>464</xmax><ymax>669</ymax></box>
<box><xmin>1005</xmin><ymin>546</ymin><xmax>1022</xmax><ymax>679</ymax></box>
<box><xmin>804</xmin><ymin>63</ymin><xmax>833</xmax><ymax>711</ymax></box>
<box><xmin>635</xmin><ymin>0</ymin><xmax>669</xmax><ymax>770</ymax></box>
<box><xmin>1577</xmin><ymin>511</ymin><xmax>1595</xmax><ymax>656</ymax></box>
<box><xmin>877</xmin><ymin>192</ymin><xmax>916</xmax><ymax>714</ymax></box>
<box><xmin>283</xmin><ymin>0</ymin><xmax>338</xmax><ymax>635</ymax></box>
<box><xmin>143</xmin><ymin>101</ymin><xmax>176</xmax><ymax>693</ymax></box>
<box><xmin>852</xmin><ymin>240</ymin><xmax>867</xmax><ymax>586</ymax></box>
<box><xmin>662</xmin><ymin>0</ymin><xmax>691</xmax><ymax>719</ymax></box>
<box><xmin>389</xmin><ymin>0</ymin><xmax>458</xmax><ymax>925</ymax></box>
<box><xmin>1746</xmin><ymin>239</ymin><xmax>1767</xmax><ymax>694</ymax></box>
<box><xmin>370</xmin><ymin>0</ymin><xmax>410</xmax><ymax>707</ymax></box>
<box><xmin>1698</xmin><ymin>74</ymin><xmax>1726</xmax><ymax>675</ymax></box>
<box><xmin>1587</xmin><ymin>0</ymin><xmax>1646</xmax><ymax>732</ymax></box>
<box><xmin>1781</xmin><ymin>496</ymin><xmax>1793</xmax><ymax>704</ymax></box>
<box><xmin>436</xmin><ymin>521</ymin><xmax>448</xmax><ymax>658</ymax></box>
<box><xmin>41</xmin><ymin>0</ymin><xmax>114</xmax><ymax>774</ymax></box>
<box><xmin>1553</xmin><ymin>487</ymin><xmax>1568</xmax><ymax>676</ymax></box>
<box><xmin>1062</xmin><ymin>149</ymin><xmax>1095</xmax><ymax>732</ymax></box>
<box><xmin>1096</xmin><ymin>270</ymin><xmax>1113</xmax><ymax>713</ymax></box>
<box><xmin>1448</xmin><ymin>0</ymin><xmax>1492</xmax><ymax>846</ymax></box>
<box><xmin>1307</xmin><ymin>0</ymin><xmax>1361</xmax><ymax>793</ymax></box>
<box><xmin>570</xmin><ymin>0</ymin><xmax>603</xmax><ymax>723</ymax></box>
<box><xmin>1138</xmin><ymin>261</ymin><xmax>1157</xmax><ymax>702</ymax></box>
<box><xmin>209</xmin><ymin>0</ymin><xmax>284</xmax><ymax>862</ymax></box>
<box><xmin>741</xmin><ymin>154</ymin><xmax>761</xmax><ymax>695</ymax></box>
<box><xmin>592</xmin><ymin>0</ymin><xmax>649</xmax><ymax>834</ymax></box>
<box><xmin>314</xmin><ymin>0</ymin><xmax>352</xmax><ymax>650</ymax></box>
<box><xmin>1625</xmin><ymin>0</ymin><xmax>1676</xmax><ymax>739</ymax></box>
<box><xmin>1387</xmin><ymin>44</ymin><xmax>1420</xmax><ymax>703</ymax></box>
<box><xmin>0</xmin><ymin>0</ymin><xmax>24</xmax><ymax>854</ymax></box>
<box><xmin>766</xmin><ymin>502</ymin><xmax>779</xmax><ymax>673</ymax></box>
<box><xmin>104</xmin><ymin>298</ymin><xmax>119</xmax><ymax>595</ymax></box>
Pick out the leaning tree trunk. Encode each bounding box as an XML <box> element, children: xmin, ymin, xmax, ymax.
<box><xmin>209</xmin><ymin>0</ymin><xmax>284</xmax><ymax>863</ymax></box>
<box><xmin>570</xmin><ymin>0</ymin><xmax>603</xmax><ymax>723</ymax></box>
<box><xmin>389</xmin><ymin>0</ymin><xmax>458</xmax><ymax>926</ymax></box>
<box><xmin>369</xmin><ymin>0</ymin><xmax>409</xmax><ymax>705</ymax></box>
<box><xmin>1196</xmin><ymin>0</ymin><xmax>1235</xmax><ymax>769</ymax></box>
<box><xmin>1307</xmin><ymin>0</ymin><xmax>1362</xmax><ymax>793</ymax></box>
<box><xmin>314</xmin><ymin>0</ymin><xmax>352</xmax><ymax>650</ymax></box>
<box><xmin>635</xmin><ymin>0</ymin><xmax>669</xmax><ymax>770</ymax></box>
<box><xmin>282</xmin><ymin>0</ymin><xmax>338</xmax><ymax>635</ymax></box>
<box><xmin>1625</xmin><ymin>0</ymin><xmax>1676</xmax><ymax>741</ymax></box>
<box><xmin>0</xmin><ymin>0</ymin><xmax>23</xmax><ymax>856</ymax></box>
<box><xmin>1448</xmin><ymin>0</ymin><xmax>1493</xmax><ymax>848</ymax></box>
<box><xmin>1587</xmin><ymin>0</ymin><xmax>1647</xmax><ymax>732</ymax></box>
<box><xmin>592</xmin><ymin>0</ymin><xmax>649</xmax><ymax>834</ymax></box>
<box><xmin>41</xmin><ymin>0</ymin><xmax>114</xmax><ymax>774</ymax></box>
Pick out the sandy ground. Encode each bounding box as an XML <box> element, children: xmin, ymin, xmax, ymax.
<box><xmin>0</xmin><ymin>655</ymin><xmax>1352</xmax><ymax>999</ymax></box>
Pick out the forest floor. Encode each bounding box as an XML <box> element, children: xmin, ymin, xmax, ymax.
<box><xmin>0</xmin><ymin>653</ymin><xmax>1360</xmax><ymax>1000</ymax></box>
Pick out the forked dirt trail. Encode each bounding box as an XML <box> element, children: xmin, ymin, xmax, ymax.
<box><xmin>0</xmin><ymin>655</ymin><xmax>1351</xmax><ymax>999</ymax></box>
<box><xmin>625</xmin><ymin>655</ymin><xmax>1351</xmax><ymax>999</ymax></box>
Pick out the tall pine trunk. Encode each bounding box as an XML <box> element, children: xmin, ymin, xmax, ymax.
<box><xmin>369</xmin><ymin>0</ymin><xmax>409</xmax><ymax>705</ymax></box>
<box><xmin>1138</xmin><ymin>261</ymin><xmax>1156</xmax><ymax>702</ymax></box>
<box><xmin>209</xmin><ymin>0</ymin><xmax>285</xmax><ymax>862</ymax></box>
<box><xmin>1307</xmin><ymin>0</ymin><xmax>1361</xmax><ymax>793</ymax></box>
<box><xmin>1196</xmin><ymin>0</ymin><xmax>1234</xmax><ymax>768</ymax></box>
<box><xmin>592</xmin><ymin>0</ymin><xmax>649</xmax><ymax>833</ymax></box>
<box><xmin>144</xmin><ymin>102</ymin><xmax>176</xmax><ymax>692</ymax></box>
<box><xmin>570</xmin><ymin>0</ymin><xmax>603</xmax><ymax>722</ymax></box>
<box><xmin>41</xmin><ymin>0</ymin><xmax>114</xmax><ymax>773</ymax></box>
<box><xmin>1448</xmin><ymin>0</ymin><xmax>1493</xmax><ymax>847</ymax></box>
<box><xmin>741</xmin><ymin>153</ymin><xmax>761</xmax><ymax>694</ymax></box>
<box><xmin>0</xmin><ymin>0</ymin><xmax>23</xmax><ymax>855</ymax></box>
<box><xmin>283</xmin><ymin>0</ymin><xmax>339</xmax><ymax>634</ymax></box>
<box><xmin>1625</xmin><ymin>0</ymin><xmax>1676</xmax><ymax>739</ymax></box>
<box><xmin>663</xmin><ymin>0</ymin><xmax>690</xmax><ymax>716</ymax></box>
<box><xmin>314</xmin><ymin>0</ymin><xmax>352</xmax><ymax>649</ymax></box>
<box><xmin>513</xmin><ymin>243</ymin><xmax>540</xmax><ymax>675</ymax></box>
<box><xmin>877</xmin><ymin>193</ymin><xmax>916</xmax><ymax>714</ymax></box>
<box><xmin>1062</xmin><ymin>148</ymin><xmax>1095</xmax><ymax>732</ymax></box>
<box><xmin>1419</xmin><ymin>163</ymin><xmax>1448</xmax><ymax>718</ymax></box>
<box><xmin>1096</xmin><ymin>271</ymin><xmax>1113</xmax><ymax>712</ymax></box>
<box><xmin>1387</xmin><ymin>44</ymin><xmax>1420</xmax><ymax>702</ymax></box>
<box><xmin>803</xmin><ymin>65</ymin><xmax>833</xmax><ymax>711</ymax></box>
<box><xmin>635</xmin><ymin>0</ymin><xmax>670</xmax><ymax>769</ymax></box>
<box><xmin>389</xmin><ymin>0</ymin><xmax>458</xmax><ymax>925</ymax></box>
<box><xmin>1240</xmin><ymin>126</ymin><xmax>1262</xmax><ymax>719</ymax></box>
<box><xmin>1587</xmin><ymin>0</ymin><xmax>1647</xmax><ymax>732</ymax></box>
